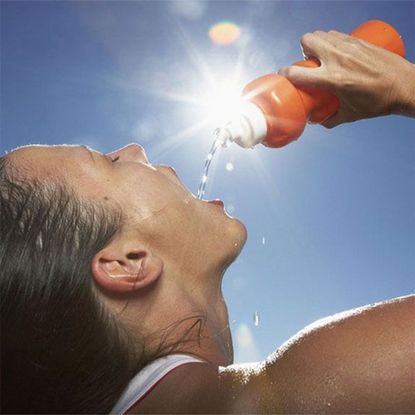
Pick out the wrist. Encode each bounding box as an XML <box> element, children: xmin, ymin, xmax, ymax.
<box><xmin>390</xmin><ymin>62</ymin><xmax>415</xmax><ymax>117</ymax></box>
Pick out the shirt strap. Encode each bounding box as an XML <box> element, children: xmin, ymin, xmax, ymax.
<box><xmin>111</xmin><ymin>353</ymin><xmax>207</xmax><ymax>414</ymax></box>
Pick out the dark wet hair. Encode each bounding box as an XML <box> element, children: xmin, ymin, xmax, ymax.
<box><xmin>0</xmin><ymin>154</ymin><xmax>206</xmax><ymax>413</ymax></box>
<box><xmin>0</xmin><ymin>155</ymin><xmax>133</xmax><ymax>413</ymax></box>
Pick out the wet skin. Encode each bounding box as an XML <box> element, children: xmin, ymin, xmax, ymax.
<box><xmin>6</xmin><ymin>144</ymin><xmax>415</xmax><ymax>413</ymax></box>
<box><xmin>8</xmin><ymin>143</ymin><xmax>247</xmax><ymax>366</ymax></box>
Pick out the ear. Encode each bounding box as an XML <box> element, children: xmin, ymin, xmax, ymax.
<box><xmin>91</xmin><ymin>240</ymin><xmax>163</xmax><ymax>293</ymax></box>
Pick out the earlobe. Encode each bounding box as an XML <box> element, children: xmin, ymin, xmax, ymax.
<box><xmin>91</xmin><ymin>248</ymin><xmax>163</xmax><ymax>293</ymax></box>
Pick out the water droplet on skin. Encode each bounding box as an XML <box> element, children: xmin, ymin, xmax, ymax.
<box><xmin>253</xmin><ymin>311</ymin><xmax>260</xmax><ymax>327</ymax></box>
<box><xmin>327</xmin><ymin>402</ymin><xmax>332</xmax><ymax>407</ymax></box>
<box><xmin>262</xmin><ymin>236</ymin><xmax>266</xmax><ymax>245</ymax></box>
<box><xmin>225</xmin><ymin>162</ymin><xmax>234</xmax><ymax>171</ymax></box>
<box><xmin>227</xmin><ymin>203</ymin><xmax>235</xmax><ymax>214</ymax></box>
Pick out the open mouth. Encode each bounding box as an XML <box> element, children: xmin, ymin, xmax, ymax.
<box><xmin>157</xmin><ymin>165</ymin><xmax>225</xmax><ymax>210</ymax></box>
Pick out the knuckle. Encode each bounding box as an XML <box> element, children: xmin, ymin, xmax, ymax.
<box><xmin>347</xmin><ymin>37</ymin><xmax>361</xmax><ymax>48</ymax></box>
<box><xmin>301</xmin><ymin>32</ymin><xmax>314</xmax><ymax>45</ymax></box>
<box><xmin>337</xmin><ymin>51</ymin><xmax>352</xmax><ymax>66</ymax></box>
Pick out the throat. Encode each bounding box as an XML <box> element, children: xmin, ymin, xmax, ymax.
<box><xmin>184</xmin><ymin>297</ymin><xmax>233</xmax><ymax>367</ymax></box>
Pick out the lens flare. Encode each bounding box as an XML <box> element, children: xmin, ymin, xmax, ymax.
<box><xmin>209</xmin><ymin>21</ymin><xmax>241</xmax><ymax>46</ymax></box>
<box><xmin>225</xmin><ymin>162</ymin><xmax>234</xmax><ymax>171</ymax></box>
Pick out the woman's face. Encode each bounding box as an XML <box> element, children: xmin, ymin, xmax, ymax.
<box><xmin>8</xmin><ymin>144</ymin><xmax>247</xmax><ymax>275</ymax></box>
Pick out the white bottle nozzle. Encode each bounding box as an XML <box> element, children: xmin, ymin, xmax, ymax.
<box><xmin>214</xmin><ymin>127</ymin><xmax>232</xmax><ymax>147</ymax></box>
<box><xmin>214</xmin><ymin>101</ymin><xmax>268</xmax><ymax>149</ymax></box>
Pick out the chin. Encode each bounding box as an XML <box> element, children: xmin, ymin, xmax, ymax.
<box><xmin>222</xmin><ymin>217</ymin><xmax>247</xmax><ymax>265</ymax></box>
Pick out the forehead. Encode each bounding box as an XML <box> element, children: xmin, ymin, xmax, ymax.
<box><xmin>9</xmin><ymin>144</ymin><xmax>92</xmax><ymax>161</ymax></box>
<box><xmin>9</xmin><ymin>144</ymin><xmax>92</xmax><ymax>166</ymax></box>
<box><xmin>6</xmin><ymin>145</ymin><xmax>95</xmax><ymax>179</ymax></box>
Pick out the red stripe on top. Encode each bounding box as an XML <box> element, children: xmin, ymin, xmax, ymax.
<box><xmin>123</xmin><ymin>363</ymin><xmax>188</xmax><ymax>414</ymax></box>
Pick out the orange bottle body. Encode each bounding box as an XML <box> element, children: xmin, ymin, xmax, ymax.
<box><xmin>242</xmin><ymin>20</ymin><xmax>406</xmax><ymax>148</ymax></box>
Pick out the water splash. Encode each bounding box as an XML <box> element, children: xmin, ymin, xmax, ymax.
<box><xmin>197</xmin><ymin>136</ymin><xmax>221</xmax><ymax>199</ymax></box>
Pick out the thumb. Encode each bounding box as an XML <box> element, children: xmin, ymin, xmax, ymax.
<box><xmin>278</xmin><ymin>65</ymin><xmax>331</xmax><ymax>91</ymax></box>
<box><xmin>321</xmin><ymin>111</ymin><xmax>344</xmax><ymax>129</ymax></box>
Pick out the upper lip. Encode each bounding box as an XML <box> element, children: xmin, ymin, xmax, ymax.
<box><xmin>207</xmin><ymin>199</ymin><xmax>224</xmax><ymax>207</ymax></box>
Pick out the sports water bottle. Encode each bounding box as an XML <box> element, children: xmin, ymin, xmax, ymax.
<box><xmin>215</xmin><ymin>20</ymin><xmax>406</xmax><ymax>149</ymax></box>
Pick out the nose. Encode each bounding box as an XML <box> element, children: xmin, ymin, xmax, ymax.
<box><xmin>109</xmin><ymin>143</ymin><xmax>149</xmax><ymax>164</ymax></box>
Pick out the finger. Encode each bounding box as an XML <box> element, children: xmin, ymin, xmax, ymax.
<box><xmin>278</xmin><ymin>64</ymin><xmax>330</xmax><ymax>90</ymax></box>
<box><xmin>327</xmin><ymin>30</ymin><xmax>349</xmax><ymax>41</ymax></box>
<box><xmin>314</xmin><ymin>30</ymin><xmax>356</xmax><ymax>53</ymax></box>
<box><xmin>299</xmin><ymin>31</ymin><xmax>335</xmax><ymax>61</ymax></box>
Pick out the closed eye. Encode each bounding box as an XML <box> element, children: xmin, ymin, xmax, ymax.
<box><xmin>105</xmin><ymin>155</ymin><xmax>120</xmax><ymax>163</ymax></box>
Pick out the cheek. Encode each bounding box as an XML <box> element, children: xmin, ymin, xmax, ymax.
<box><xmin>121</xmin><ymin>174</ymin><xmax>187</xmax><ymax>222</ymax></box>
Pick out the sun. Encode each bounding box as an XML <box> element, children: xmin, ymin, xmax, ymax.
<box><xmin>199</xmin><ymin>79</ymin><xmax>244</xmax><ymax>127</ymax></box>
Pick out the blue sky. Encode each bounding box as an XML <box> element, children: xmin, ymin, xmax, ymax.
<box><xmin>1</xmin><ymin>1</ymin><xmax>414</xmax><ymax>363</ymax></box>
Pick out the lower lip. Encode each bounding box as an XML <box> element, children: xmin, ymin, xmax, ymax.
<box><xmin>207</xmin><ymin>199</ymin><xmax>224</xmax><ymax>208</ymax></box>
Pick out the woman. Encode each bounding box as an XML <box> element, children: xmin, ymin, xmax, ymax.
<box><xmin>1</xmin><ymin>31</ymin><xmax>414</xmax><ymax>414</ymax></box>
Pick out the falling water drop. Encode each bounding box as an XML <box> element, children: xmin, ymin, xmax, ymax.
<box><xmin>253</xmin><ymin>311</ymin><xmax>260</xmax><ymax>327</ymax></box>
<box><xmin>262</xmin><ymin>236</ymin><xmax>266</xmax><ymax>245</ymax></box>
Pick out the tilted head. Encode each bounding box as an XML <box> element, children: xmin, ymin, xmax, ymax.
<box><xmin>0</xmin><ymin>143</ymin><xmax>247</xmax><ymax>412</ymax></box>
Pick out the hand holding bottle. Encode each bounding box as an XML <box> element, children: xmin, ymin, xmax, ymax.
<box><xmin>279</xmin><ymin>30</ymin><xmax>415</xmax><ymax>128</ymax></box>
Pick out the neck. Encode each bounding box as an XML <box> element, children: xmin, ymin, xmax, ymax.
<box><xmin>173</xmin><ymin>263</ymin><xmax>233</xmax><ymax>365</ymax></box>
<box><xmin>136</xmin><ymin>264</ymin><xmax>233</xmax><ymax>366</ymax></box>
<box><xmin>180</xmin><ymin>294</ymin><xmax>233</xmax><ymax>366</ymax></box>
<box><xmin>109</xmin><ymin>260</ymin><xmax>233</xmax><ymax>369</ymax></box>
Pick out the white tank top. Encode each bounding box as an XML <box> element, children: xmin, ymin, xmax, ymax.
<box><xmin>111</xmin><ymin>353</ymin><xmax>207</xmax><ymax>414</ymax></box>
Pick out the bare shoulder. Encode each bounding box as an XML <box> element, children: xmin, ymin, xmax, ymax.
<box><xmin>241</xmin><ymin>294</ymin><xmax>415</xmax><ymax>413</ymax></box>
<box><xmin>131</xmin><ymin>295</ymin><xmax>415</xmax><ymax>413</ymax></box>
